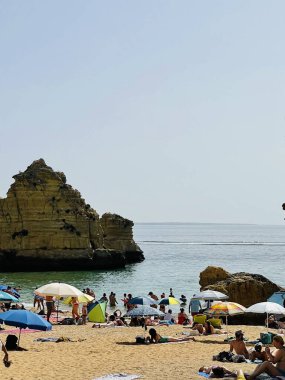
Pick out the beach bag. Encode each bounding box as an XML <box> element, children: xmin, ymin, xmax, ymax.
<box><xmin>232</xmin><ymin>354</ymin><xmax>246</xmax><ymax>363</ymax></box>
<box><xmin>216</xmin><ymin>351</ymin><xmax>234</xmax><ymax>362</ymax></box>
<box><xmin>260</xmin><ymin>332</ymin><xmax>272</xmax><ymax>344</ymax></box>
<box><xmin>135</xmin><ymin>336</ymin><xmax>146</xmax><ymax>344</ymax></box>
<box><xmin>5</xmin><ymin>334</ymin><xmax>18</xmax><ymax>350</ymax></box>
<box><xmin>60</xmin><ymin>318</ymin><xmax>75</xmax><ymax>325</ymax></box>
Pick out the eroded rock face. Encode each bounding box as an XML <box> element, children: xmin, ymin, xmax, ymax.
<box><xmin>200</xmin><ymin>266</ymin><xmax>230</xmax><ymax>288</ymax></box>
<box><xmin>0</xmin><ymin>159</ymin><xmax>144</xmax><ymax>271</ymax></box>
<box><xmin>200</xmin><ymin>266</ymin><xmax>282</xmax><ymax>307</ymax></box>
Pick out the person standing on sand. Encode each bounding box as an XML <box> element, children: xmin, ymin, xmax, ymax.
<box><xmin>81</xmin><ymin>303</ymin><xmax>88</xmax><ymax>324</ymax></box>
<box><xmin>70</xmin><ymin>297</ymin><xmax>80</xmax><ymax>321</ymax></box>
<box><xmin>45</xmin><ymin>295</ymin><xmax>54</xmax><ymax>323</ymax></box>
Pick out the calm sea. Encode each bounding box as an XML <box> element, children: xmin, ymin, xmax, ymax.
<box><xmin>1</xmin><ymin>223</ymin><xmax>285</xmax><ymax>307</ymax></box>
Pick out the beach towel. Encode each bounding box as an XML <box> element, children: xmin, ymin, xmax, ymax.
<box><xmin>93</xmin><ymin>374</ymin><xmax>141</xmax><ymax>380</ymax></box>
<box><xmin>198</xmin><ymin>372</ymin><xmax>210</xmax><ymax>378</ymax></box>
<box><xmin>0</xmin><ymin>328</ymin><xmax>42</xmax><ymax>334</ymax></box>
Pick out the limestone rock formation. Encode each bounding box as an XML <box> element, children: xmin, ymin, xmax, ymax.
<box><xmin>200</xmin><ymin>266</ymin><xmax>230</xmax><ymax>288</ymax></box>
<box><xmin>0</xmin><ymin>159</ymin><xmax>144</xmax><ymax>271</ymax></box>
<box><xmin>200</xmin><ymin>266</ymin><xmax>282</xmax><ymax>307</ymax></box>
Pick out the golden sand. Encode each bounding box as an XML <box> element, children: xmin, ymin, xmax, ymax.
<box><xmin>0</xmin><ymin>323</ymin><xmax>271</xmax><ymax>380</ymax></box>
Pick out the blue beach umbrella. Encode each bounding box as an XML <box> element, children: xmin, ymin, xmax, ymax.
<box><xmin>0</xmin><ymin>285</ymin><xmax>20</xmax><ymax>298</ymax></box>
<box><xmin>128</xmin><ymin>296</ymin><xmax>158</xmax><ymax>306</ymax></box>
<box><xmin>0</xmin><ymin>290</ymin><xmax>19</xmax><ymax>303</ymax></box>
<box><xmin>0</xmin><ymin>310</ymin><xmax>52</xmax><ymax>344</ymax></box>
<box><xmin>125</xmin><ymin>305</ymin><xmax>165</xmax><ymax>317</ymax></box>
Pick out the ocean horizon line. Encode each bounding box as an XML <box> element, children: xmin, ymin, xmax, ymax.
<box><xmin>135</xmin><ymin>221</ymin><xmax>285</xmax><ymax>227</ymax></box>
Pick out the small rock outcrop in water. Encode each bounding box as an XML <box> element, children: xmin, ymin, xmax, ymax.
<box><xmin>200</xmin><ymin>266</ymin><xmax>282</xmax><ymax>307</ymax></box>
<box><xmin>0</xmin><ymin>159</ymin><xmax>144</xmax><ymax>271</ymax></box>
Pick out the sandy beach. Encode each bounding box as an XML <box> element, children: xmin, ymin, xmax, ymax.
<box><xmin>0</xmin><ymin>322</ymin><xmax>273</xmax><ymax>380</ymax></box>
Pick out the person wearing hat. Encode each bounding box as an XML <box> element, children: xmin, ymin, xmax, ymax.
<box><xmin>249</xmin><ymin>342</ymin><xmax>267</xmax><ymax>362</ymax></box>
<box><xmin>229</xmin><ymin>330</ymin><xmax>249</xmax><ymax>359</ymax></box>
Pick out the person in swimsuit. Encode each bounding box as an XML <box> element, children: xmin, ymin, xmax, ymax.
<box><xmin>147</xmin><ymin>328</ymin><xmax>196</xmax><ymax>343</ymax></box>
<box><xmin>45</xmin><ymin>295</ymin><xmax>54</xmax><ymax>323</ymax></box>
<box><xmin>246</xmin><ymin>335</ymin><xmax>285</xmax><ymax>379</ymax></box>
<box><xmin>70</xmin><ymin>297</ymin><xmax>80</xmax><ymax>321</ymax></box>
<box><xmin>177</xmin><ymin>308</ymin><xmax>189</xmax><ymax>325</ymax></box>
<box><xmin>199</xmin><ymin>365</ymin><xmax>238</xmax><ymax>378</ymax></box>
<box><xmin>230</xmin><ymin>330</ymin><xmax>249</xmax><ymax>359</ymax></box>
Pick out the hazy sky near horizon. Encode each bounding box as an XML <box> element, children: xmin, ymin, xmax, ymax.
<box><xmin>1</xmin><ymin>1</ymin><xmax>285</xmax><ymax>225</ymax></box>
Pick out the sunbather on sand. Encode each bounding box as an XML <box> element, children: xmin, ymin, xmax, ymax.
<box><xmin>249</xmin><ymin>343</ymin><xmax>267</xmax><ymax>362</ymax></box>
<box><xmin>147</xmin><ymin>328</ymin><xmax>196</xmax><ymax>343</ymax></box>
<box><xmin>246</xmin><ymin>335</ymin><xmax>285</xmax><ymax>379</ymax></box>
<box><xmin>199</xmin><ymin>365</ymin><xmax>237</xmax><ymax>378</ymax></box>
<box><xmin>191</xmin><ymin>322</ymin><xmax>204</xmax><ymax>334</ymax></box>
<box><xmin>230</xmin><ymin>330</ymin><xmax>249</xmax><ymax>359</ymax></box>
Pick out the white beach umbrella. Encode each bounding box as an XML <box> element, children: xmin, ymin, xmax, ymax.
<box><xmin>34</xmin><ymin>282</ymin><xmax>84</xmax><ymax>322</ymax></box>
<box><xmin>191</xmin><ymin>290</ymin><xmax>229</xmax><ymax>301</ymax></box>
<box><xmin>35</xmin><ymin>282</ymin><xmax>83</xmax><ymax>297</ymax></box>
<box><xmin>245</xmin><ymin>301</ymin><xmax>285</xmax><ymax>331</ymax></box>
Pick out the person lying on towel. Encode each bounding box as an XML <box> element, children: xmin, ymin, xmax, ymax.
<box><xmin>147</xmin><ymin>328</ymin><xmax>195</xmax><ymax>343</ymax></box>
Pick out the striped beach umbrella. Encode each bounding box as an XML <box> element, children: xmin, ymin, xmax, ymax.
<box><xmin>205</xmin><ymin>301</ymin><xmax>246</xmax><ymax>338</ymax></box>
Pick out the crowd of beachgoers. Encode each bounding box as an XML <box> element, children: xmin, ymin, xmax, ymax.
<box><xmin>1</xmin><ymin>285</ymin><xmax>285</xmax><ymax>379</ymax></box>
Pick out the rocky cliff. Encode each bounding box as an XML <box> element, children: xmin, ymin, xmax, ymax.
<box><xmin>0</xmin><ymin>159</ymin><xmax>144</xmax><ymax>271</ymax></box>
<box><xmin>200</xmin><ymin>266</ymin><xmax>282</xmax><ymax>307</ymax></box>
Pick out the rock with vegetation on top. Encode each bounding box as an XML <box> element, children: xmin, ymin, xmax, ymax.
<box><xmin>0</xmin><ymin>159</ymin><xmax>144</xmax><ymax>271</ymax></box>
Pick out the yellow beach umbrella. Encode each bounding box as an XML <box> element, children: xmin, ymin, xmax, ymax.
<box><xmin>64</xmin><ymin>293</ymin><xmax>94</xmax><ymax>305</ymax></box>
<box><xmin>159</xmin><ymin>297</ymin><xmax>180</xmax><ymax>305</ymax></box>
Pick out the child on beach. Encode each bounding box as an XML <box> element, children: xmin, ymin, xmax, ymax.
<box><xmin>81</xmin><ymin>303</ymin><xmax>88</xmax><ymax>324</ymax></box>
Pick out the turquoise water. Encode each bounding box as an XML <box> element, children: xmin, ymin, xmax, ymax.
<box><xmin>1</xmin><ymin>223</ymin><xmax>285</xmax><ymax>306</ymax></box>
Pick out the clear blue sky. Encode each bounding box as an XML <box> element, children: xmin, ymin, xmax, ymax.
<box><xmin>1</xmin><ymin>1</ymin><xmax>284</xmax><ymax>224</ymax></box>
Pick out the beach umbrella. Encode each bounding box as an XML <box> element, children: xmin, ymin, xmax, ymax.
<box><xmin>125</xmin><ymin>305</ymin><xmax>165</xmax><ymax>317</ymax></box>
<box><xmin>159</xmin><ymin>297</ymin><xmax>180</xmax><ymax>305</ymax></box>
<box><xmin>0</xmin><ymin>310</ymin><xmax>52</xmax><ymax>345</ymax></box>
<box><xmin>63</xmin><ymin>293</ymin><xmax>94</xmax><ymax>305</ymax></box>
<box><xmin>35</xmin><ymin>282</ymin><xmax>83</xmax><ymax>297</ymax></box>
<box><xmin>0</xmin><ymin>286</ymin><xmax>20</xmax><ymax>298</ymax></box>
<box><xmin>205</xmin><ymin>301</ymin><xmax>246</xmax><ymax>338</ymax></box>
<box><xmin>88</xmin><ymin>301</ymin><xmax>107</xmax><ymax>323</ymax></box>
<box><xmin>0</xmin><ymin>290</ymin><xmax>19</xmax><ymax>303</ymax></box>
<box><xmin>191</xmin><ymin>290</ymin><xmax>229</xmax><ymax>301</ymax></box>
<box><xmin>245</xmin><ymin>302</ymin><xmax>285</xmax><ymax>331</ymax></box>
<box><xmin>128</xmin><ymin>296</ymin><xmax>158</xmax><ymax>306</ymax></box>
<box><xmin>35</xmin><ymin>282</ymin><xmax>84</xmax><ymax>322</ymax></box>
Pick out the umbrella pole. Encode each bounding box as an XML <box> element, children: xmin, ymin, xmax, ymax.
<box><xmin>57</xmin><ymin>300</ymin><xmax>59</xmax><ymax>323</ymax></box>
<box><xmin>18</xmin><ymin>327</ymin><xmax>22</xmax><ymax>346</ymax></box>
<box><xmin>226</xmin><ymin>315</ymin><xmax>228</xmax><ymax>340</ymax></box>
<box><xmin>267</xmin><ymin>312</ymin><xmax>269</xmax><ymax>332</ymax></box>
